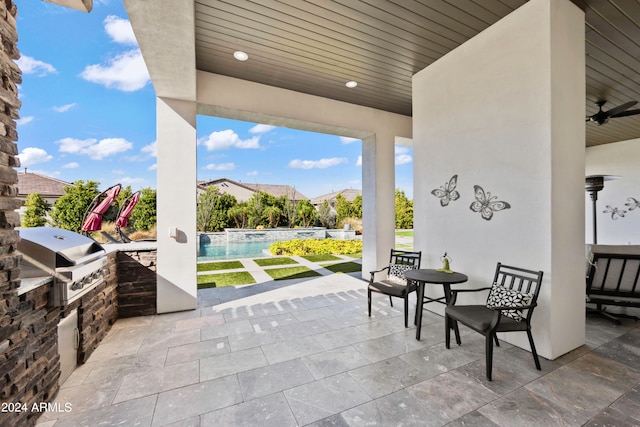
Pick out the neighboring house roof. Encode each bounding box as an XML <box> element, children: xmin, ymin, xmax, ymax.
<box><xmin>244</xmin><ymin>183</ymin><xmax>307</xmax><ymax>201</ymax></box>
<box><xmin>310</xmin><ymin>189</ymin><xmax>362</xmax><ymax>206</ymax></box>
<box><xmin>17</xmin><ymin>170</ymin><xmax>71</xmax><ymax>198</ymax></box>
<box><xmin>198</xmin><ymin>178</ymin><xmax>308</xmax><ymax>202</ymax></box>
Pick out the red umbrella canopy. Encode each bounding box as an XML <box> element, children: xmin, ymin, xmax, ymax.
<box><xmin>81</xmin><ymin>184</ymin><xmax>122</xmax><ymax>232</ymax></box>
<box><xmin>116</xmin><ymin>191</ymin><xmax>140</xmax><ymax>228</ymax></box>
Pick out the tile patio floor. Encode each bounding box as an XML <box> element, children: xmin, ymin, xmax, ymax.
<box><xmin>36</xmin><ymin>262</ymin><xmax>640</xmax><ymax>427</ymax></box>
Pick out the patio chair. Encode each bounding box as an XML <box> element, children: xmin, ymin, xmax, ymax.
<box><xmin>444</xmin><ymin>262</ymin><xmax>544</xmax><ymax>381</ymax></box>
<box><xmin>368</xmin><ymin>249</ymin><xmax>422</xmax><ymax>327</ymax></box>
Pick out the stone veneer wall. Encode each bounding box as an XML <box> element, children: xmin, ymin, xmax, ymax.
<box><xmin>0</xmin><ymin>2</ymin><xmax>47</xmax><ymax>426</ymax></box>
<box><xmin>117</xmin><ymin>250</ymin><xmax>157</xmax><ymax>318</ymax></box>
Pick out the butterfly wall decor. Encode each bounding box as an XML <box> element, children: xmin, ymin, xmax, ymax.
<box><xmin>603</xmin><ymin>205</ymin><xmax>626</xmax><ymax>220</ymax></box>
<box><xmin>626</xmin><ymin>197</ymin><xmax>640</xmax><ymax>211</ymax></box>
<box><xmin>431</xmin><ymin>174</ymin><xmax>460</xmax><ymax>207</ymax></box>
<box><xmin>469</xmin><ymin>185</ymin><xmax>511</xmax><ymax>221</ymax></box>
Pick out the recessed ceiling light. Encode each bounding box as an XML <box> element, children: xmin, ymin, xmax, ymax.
<box><xmin>234</xmin><ymin>51</ymin><xmax>249</xmax><ymax>61</ymax></box>
<box><xmin>346</xmin><ymin>81</ymin><xmax>358</xmax><ymax>88</ymax></box>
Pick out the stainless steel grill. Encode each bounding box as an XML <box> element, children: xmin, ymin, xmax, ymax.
<box><xmin>18</xmin><ymin>227</ymin><xmax>108</xmax><ymax>306</ymax></box>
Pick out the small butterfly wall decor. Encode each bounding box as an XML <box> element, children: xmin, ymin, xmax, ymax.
<box><xmin>470</xmin><ymin>185</ymin><xmax>511</xmax><ymax>221</ymax></box>
<box><xmin>431</xmin><ymin>174</ymin><xmax>460</xmax><ymax>207</ymax></box>
<box><xmin>603</xmin><ymin>205</ymin><xmax>626</xmax><ymax>220</ymax></box>
<box><xmin>625</xmin><ymin>197</ymin><xmax>640</xmax><ymax>211</ymax></box>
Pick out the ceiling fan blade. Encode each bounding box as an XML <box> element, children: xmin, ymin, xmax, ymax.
<box><xmin>610</xmin><ymin>109</ymin><xmax>640</xmax><ymax>118</ymax></box>
<box><xmin>604</xmin><ymin>101</ymin><xmax>638</xmax><ymax>117</ymax></box>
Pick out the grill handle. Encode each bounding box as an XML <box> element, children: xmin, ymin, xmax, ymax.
<box><xmin>68</xmin><ymin>252</ymin><xmax>105</xmax><ymax>267</ymax></box>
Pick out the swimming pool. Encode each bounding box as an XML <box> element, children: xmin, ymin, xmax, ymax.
<box><xmin>197</xmin><ymin>240</ymin><xmax>275</xmax><ymax>261</ymax></box>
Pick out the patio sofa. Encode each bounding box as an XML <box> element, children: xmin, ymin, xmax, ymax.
<box><xmin>585</xmin><ymin>244</ymin><xmax>640</xmax><ymax>323</ymax></box>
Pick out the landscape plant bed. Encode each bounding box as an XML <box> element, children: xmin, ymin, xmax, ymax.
<box><xmin>197</xmin><ymin>271</ymin><xmax>256</xmax><ymax>289</ymax></box>
<box><xmin>197</xmin><ymin>260</ymin><xmax>244</xmax><ymax>272</ymax></box>
<box><xmin>302</xmin><ymin>254</ymin><xmax>341</xmax><ymax>262</ymax></box>
<box><xmin>269</xmin><ymin>238</ymin><xmax>362</xmax><ymax>256</ymax></box>
<box><xmin>253</xmin><ymin>257</ymin><xmax>298</xmax><ymax>267</ymax></box>
<box><xmin>321</xmin><ymin>261</ymin><xmax>362</xmax><ymax>274</ymax></box>
<box><xmin>265</xmin><ymin>266</ymin><xmax>321</xmax><ymax>281</ymax></box>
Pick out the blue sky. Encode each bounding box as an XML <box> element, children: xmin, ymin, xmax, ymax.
<box><xmin>15</xmin><ymin>0</ymin><xmax>413</xmax><ymax>199</ymax></box>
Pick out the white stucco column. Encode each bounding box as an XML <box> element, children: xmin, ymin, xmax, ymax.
<box><xmin>361</xmin><ymin>133</ymin><xmax>396</xmax><ymax>275</ymax></box>
<box><xmin>413</xmin><ymin>0</ymin><xmax>585</xmax><ymax>359</ymax></box>
<box><xmin>156</xmin><ymin>97</ymin><xmax>197</xmax><ymax>313</ymax></box>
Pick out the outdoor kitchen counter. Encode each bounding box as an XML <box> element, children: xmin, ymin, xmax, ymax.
<box><xmin>101</xmin><ymin>240</ymin><xmax>157</xmax><ymax>254</ymax></box>
<box><xmin>18</xmin><ymin>275</ymin><xmax>52</xmax><ymax>296</ymax></box>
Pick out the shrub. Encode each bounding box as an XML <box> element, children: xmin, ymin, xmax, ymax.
<box><xmin>269</xmin><ymin>238</ymin><xmax>362</xmax><ymax>256</ymax></box>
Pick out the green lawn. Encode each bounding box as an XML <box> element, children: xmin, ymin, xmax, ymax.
<box><xmin>197</xmin><ymin>271</ymin><xmax>256</xmax><ymax>289</ymax></box>
<box><xmin>321</xmin><ymin>261</ymin><xmax>362</xmax><ymax>273</ymax></box>
<box><xmin>265</xmin><ymin>266</ymin><xmax>322</xmax><ymax>281</ymax></box>
<box><xmin>197</xmin><ymin>260</ymin><xmax>243</xmax><ymax>272</ymax></box>
<box><xmin>302</xmin><ymin>254</ymin><xmax>341</xmax><ymax>262</ymax></box>
<box><xmin>395</xmin><ymin>230</ymin><xmax>414</xmax><ymax>237</ymax></box>
<box><xmin>253</xmin><ymin>257</ymin><xmax>298</xmax><ymax>267</ymax></box>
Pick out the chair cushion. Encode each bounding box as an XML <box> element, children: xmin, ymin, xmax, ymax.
<box><xmin>445</xmin><ymin>305</ymin><xmax>527</xmax><ymax>332</ymax></box>
<box><xmin>486</xmin><ymin>284</ymin><xmax>532</xmax><ymax>321</ymax></box>
<box><xmin>387</xmin><ymin>263</ymin><xmax>417</xmax><ymax>285</ymax></box>
<box><xmin>369</xmin><ymin>279</ymin><xmax>416</xmax><ymax>297</ymax></box>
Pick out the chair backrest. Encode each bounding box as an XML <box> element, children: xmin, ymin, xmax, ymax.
<box><xmin>487</xmin><ymin>262</ymin><xmax>544</xmax><ymax>321</ymax></box>
<box><xmin>389</xmin><ymin>249</ymin><xmax>422</xmax><ymax>268</ymax></box>
<box><xmin>587</xmin><ymin>252</ymin><xmax>640</xmax><ymax>298</ymax></box>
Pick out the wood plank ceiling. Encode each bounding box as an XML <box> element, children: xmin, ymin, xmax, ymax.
<box><xmin>194</xmin><ymin>0</ymin><xmax>640</xmax><ymax>147</ymax></box>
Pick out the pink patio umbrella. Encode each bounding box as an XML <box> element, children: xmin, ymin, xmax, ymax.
<box><xmin>81</xmin><ymin>184</ymin><xmax>122</xmax><ymax>232</ymax></box>
<box><xmin>115</xmin><ymin>191</ymin><xmax>140</xmax><ymax>229</ymax></box>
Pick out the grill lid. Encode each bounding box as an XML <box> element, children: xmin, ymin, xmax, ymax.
<box><xmin>18</xmin><ymin>227</ymin><xmax>105</xmax><ymax>268</ymax></box>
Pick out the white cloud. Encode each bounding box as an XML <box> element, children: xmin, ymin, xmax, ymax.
<box><xmin>17</xmin><ymin>116</ymin><xmax>34</xmax><ymax>126</ymax></box>
<box><xmin>112</xmin><ymin>169</ymin><xmax>125</xmax><ymax>175</ymax></box>
<box><xmin>198</xmin><ymin>129</ymin><xmax>260</xmax><ymax>151</ymax></box>
<box><xmin>247</xmin><ymin>171</ymin><xmax>258</xmax><ymax>176</ymax></box>
<box><xmin>104</xmin><ymin>16</ymin><xmax>137</xmax><ymax>45</ymax></box>
<box><xmin>53</xmin><ymin>103</ymin><xmax>76</xmax><ymax>113</ymax></box>
<box><xmin>395</xmin><ymin>146</ymin><xmax>409</xmax><ymax>154</ymax></box>
<box><xmin>80</xmin><ymin>49</ymin><xmax>150</xmax><ymax>92</ymax></box>
<box><xmin>249</xmin><ymin>124</ymin><xmax>276</xmax><ymax>134</ymax></box>
<box><xmin>18</xmin><ymin>147</ymin><xmax>53</xmax><ymax>167</ymax></box>
<box><xmin>16</xmin><ymin>55</ymin><xmax>56</xmax><ymax>76</ymax></box>
<box><xmin>395</xmin><ymin>154</ymin><xmax>412</xmax><ymax>165</ymax></box>
<box><xmin>79</xmin><ymin>16</ymin><xmax>147</xmax><ymax>91</ymax></box>
<box><xmin>340</xmin><ymin>136</ymin><xmax>360</xmax><ymax>144</ymax></box>
<box><xmin>148</xmin><ymin>163</ymin><xmax>157</xmax><ymax>171</ymax></box>
<box><xmin>288</xmin><ymin>157</ymin><xmax>348</xmax><ymax>169</ymax></box>
<box><xmin>356</xmin><ymin>155</ymin><xmax>362</xmax><ymax>166</ymax></box>
<box><xmin>141</xmin><ymin>141</ymin><xmax>157</xmax><ymax>157</ymax></box>
<box><xmin>62</xmin><ymin>162</ymin><xmax>79</xmax><ymax>169</ymax></box>
<box><xmin>205</xmin><ymin>162</ymin><xmax>235</xmax><ymax>171</ymax></box>
<box><xmin>120</xmin><ymin>177</ymin><xmax>145</xmax><ymax>186</ymax></box>
<box><xmin>56</xmin><ymin>137</ymin><xmax>133</xmax><ymax>160</ymax></box>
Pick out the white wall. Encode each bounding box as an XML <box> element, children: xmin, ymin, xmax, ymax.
<box><xmin>586</xmin><ymin>138</ymin><xmax>640</xmax><ymax>244</ymax></box>
<box><xmin>413</xmin><ymin>0</ymin><xmax>585</xmax><ymax>359</ymax></box>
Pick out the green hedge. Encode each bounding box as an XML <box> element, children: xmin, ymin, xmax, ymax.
<box><xmin>269</xmin><ymin>238</ymin><xmax>362</xmax><ymax>256</ymax></box>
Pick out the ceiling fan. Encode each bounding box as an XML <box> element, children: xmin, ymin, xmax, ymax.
<box><xmin>586</xmin><ymin>100</ymin><xmax>640</xmax><ymax>125</ymax></box>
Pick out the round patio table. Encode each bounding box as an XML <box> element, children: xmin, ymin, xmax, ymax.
<box><xmin>404</xmin><ymin>269</ymin><xmax>468</xmax><ymax>341</ymax></box>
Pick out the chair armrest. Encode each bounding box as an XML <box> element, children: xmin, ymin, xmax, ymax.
<box><xmin>451</xmin><ymin>287</ymin><xmax>492</xmax><ymax>293</ymax></box>
<box><xmin>369</xmin><ymin>266</ymin><xmax>390</xmax><ymax>282</ymax></box>
<box><xmin>449</xmin><ymin>287</ymin><xmax>492</xmax><ymax>305</ymax></box>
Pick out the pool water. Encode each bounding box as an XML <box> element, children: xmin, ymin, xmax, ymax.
<box><xmin>197</xmin><ymin>240</ymin><xmax>275</xmax><ymax>261</ymax></box>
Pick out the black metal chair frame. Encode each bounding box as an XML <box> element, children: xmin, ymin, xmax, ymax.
<box><xmin>444</xmin><ymin>262</ymin><xmax>544</xmax><ymax>381</ymax></box>
<box><xmin>368</xmin><ymin>249</ymin><xmax>422</xmax><ymax>327</ymax></box>
<box><xmin>586</xmin><ymin>252</ymin><xmax>640</xmax><ymax>324</ymax></box>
